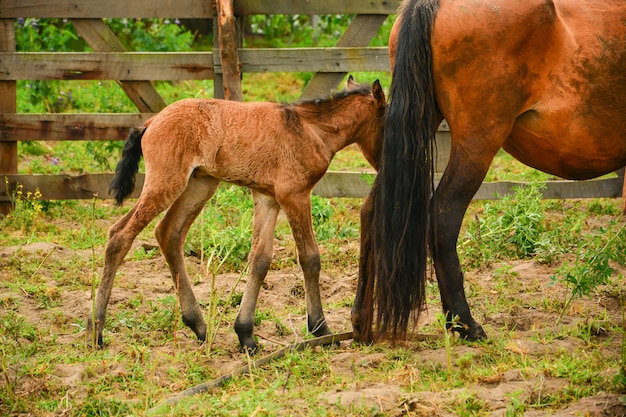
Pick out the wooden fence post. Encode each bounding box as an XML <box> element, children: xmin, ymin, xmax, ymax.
<box><xmin>216</xmin><ymin>0</ymin><xmax>242</xmax><ymax>101</ymax></box>
<box><xmin>0</xmin><ymin>19</ymin><xmax>17</xmax><ymax>215</ymax></box>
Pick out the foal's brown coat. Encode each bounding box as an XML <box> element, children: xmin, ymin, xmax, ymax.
<box><xmin>90</xmin><ymin>78</ymin><xmax>385</xmax><ymax>352</ymax></box>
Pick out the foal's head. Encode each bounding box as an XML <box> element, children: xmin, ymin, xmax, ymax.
<box><xmin>342</xmin><ymin>76</ymin><xmax>386</xmax><ymax>171</ymax></box>
<box><xmin>289</xmin><ymin>76</ymin><xmax>386</xmax><ymax>171</ymax></box>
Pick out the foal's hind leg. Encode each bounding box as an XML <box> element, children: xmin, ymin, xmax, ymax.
<box><xmin>89</xmin><ymin>188</ymin><xmax>179</xmax><ymax>346</ymax></box>
<box><xmin>276</xmin><ymin>190</ymin><xmax>332</xmax><ymax>339</ymax></box>
<box><xmin>154</xmin><ymin>174</ymin><xmax>220</xmax><ymax>343</ymax></box>
<box><xmin>234</xmin><ymin>190</ymin><xmax>280</xmax><ymax>353</ymax></box>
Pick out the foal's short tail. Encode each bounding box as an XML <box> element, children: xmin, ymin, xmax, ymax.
<box><xmin>358</xmin><ymin>0</ymin><xmax>440</xmax><ymax>341</ymax></box>
<box><xmin>109</xmin><ymin>127</ymin><xmax>145</xmax><ymax>206</ymax></box>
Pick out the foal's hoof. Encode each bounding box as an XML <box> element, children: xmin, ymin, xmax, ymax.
<box><xmin>239</xmin><ymin>340</ymin><xmax>259</xmax><ymax>356</ymax></box>
<box><xmin>322</xmin><ymin>339</ymin><xmax>341</xmax><ymax>349</ymax></box>
<box><xmin>86</xmin><ymin>318</ymin><xmax>104</xmax><ymax>347</ymax></box>
<box><xmin>181</xmin><ymin>314</ymin><xmax>207</xmax><ymax>343</ymax></box>
<box><xmin>311</xmin><ymin>324</ymin><xmax>340</xmax><ymax>349</ymax></box>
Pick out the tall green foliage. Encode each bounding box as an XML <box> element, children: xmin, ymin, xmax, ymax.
<box><xmin>461</xmin><ymin>183</ymin><xmax>547</xmax><ymax>268</ymax></box>
<box><xmin>550</xmin><ymin>223</ymin><xmax>626</xmax><ymax>323</ymax></box>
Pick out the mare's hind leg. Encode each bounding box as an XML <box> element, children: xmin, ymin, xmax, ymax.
<box><xmin>89</xmin><ymin>186</ymin><xmax>181</xmax><ymax>346</ymax></box>
<box><xmin>154</xmin><ymin>174</ymin><xmax>220</xmax><ymax>343</ymax></box>
<box><xmin>234</xmin><ymin>190</ymin><xmax>280</xmax><ymax>353</ymax></box>
<box><xmin>276</xmin><ymin>190</ymin><xmax>332</xmax><ymax>339</ymax></box>
<box><xmin>433</xmin><ymin>138</ymin><xmax>502</xmax><ymax>341</ymax></box>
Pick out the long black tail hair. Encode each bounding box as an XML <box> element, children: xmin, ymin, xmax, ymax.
<box><xmin>109</xmin><ymin>127</ymin><xmax>145</xmax><ymax>206</ymax></box>
<box><xmin>359</xmin><ymin>0</ymin><xmax>440</xmax><ymax>341</ymax></box>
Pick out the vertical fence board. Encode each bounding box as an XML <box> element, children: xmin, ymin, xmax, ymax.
<box><xmin>0</xmin><ymin>19</ymin><xmax>16</xmax><ymax>215</ymax></box>
<box><xmin>299</xmin><ymin>15</ymin><xmax>388</xmax><ymax>100</ymax></box>
<box><xmin>72</xmin><ymin>18</ymin><xmax>167</xmax><ymax>112</ymax></box>
<box><xmin>217</xmin><ymin>0</ymin><xmax>242</xmax><ymax>101</ymax></box>
<box><xmin>212</xmin><ymin>2</ymin><xmax>224</xmax><ymax>100</ymax></box>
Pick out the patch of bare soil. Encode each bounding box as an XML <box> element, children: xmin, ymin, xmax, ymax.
<box><xmin>2</xmin><ymin>242</ymin><xmax>625</xmax><ymax>416</ymax></box>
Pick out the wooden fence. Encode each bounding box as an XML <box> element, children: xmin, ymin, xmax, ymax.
<box><xmin>0</xmin><ymin>0</ymin><xmax>623</xmax><ymax>215</ymax></box>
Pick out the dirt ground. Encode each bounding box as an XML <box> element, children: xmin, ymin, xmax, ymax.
<box><xmin>2</xmin><ymin>239</ymin><xmax>626</xmax><ymax>416</ymax></box>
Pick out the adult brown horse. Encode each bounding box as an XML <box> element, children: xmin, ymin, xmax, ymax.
<box><xmin>353</xmin><ymin>0</ymin><xmax>626</xmax><ymax>342</ymax></box>
<box><xmin>89</xmin><ymin>77</ymin><xmax>385</xmax><ymax>353</ymax></box>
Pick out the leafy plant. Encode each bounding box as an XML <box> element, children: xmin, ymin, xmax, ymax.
<box><xmin>435</xmin><ymin>311</ymin><xmax>455</xmax><ymax>383</ymax></box>
<box><xmin>16</xmin><ymin>18</ymin><xmax>85</xmax><ymax>113</ymax></box>
<box><xmin>186</xmin><ymin>185</ymin><xmax>253</xmax><ymax>271</ymax></box>
<box><xmin>247</xmin><ymin>14</ymin><xmax>354</xmax><ymax>47</ymax></box>
<box><xmin>460</xmin><ymin>182</ymin><xmax>546</xmax><ymax>268</ymax></box>
<box><xmin>311</xmin><ymin>194</ymin><xmax>335</xmax><ymax>241</ymax></box>
<box><xmin>550</xmin><ymin>223</ymin><xmax>626</xmax><ymax>324</ymax></box>
<box><xmin>203</xmin><ymin>244</ymin><xmax>246</xmax><ymax>353</ymax></box>
<box><xmin>2</xmin><ymin>179</ymin><xmax>43</xmax><ymax>232</ymax></box>
<box><xmin>105</xmin><ymin>18</ymin><xmax>194</xmax><ymax>52</ymax></box>
<box><xmin>505</xmin><ymin>390</ymin><xmax>526</xmax><ymax>417</ymax></box>
<box><xmin>0</xmin><ymin>311</ymin><xmax>39</xmax><ymax>412</ymax></box>
<box><xmin>132</xmin><ymin>246</ymin><xmax>159</xmax><ymax>261</ymax></box>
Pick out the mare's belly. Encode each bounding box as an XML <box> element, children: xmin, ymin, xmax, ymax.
<box><xmin>503</xmin><ymin>111</ymin><xmax>626</xmax><ymax>180</ymax></box>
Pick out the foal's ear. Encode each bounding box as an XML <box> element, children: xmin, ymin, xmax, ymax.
<box><xmin>372</xmin><ymin>79</ymin><xmax>385</xmax><ymax>103</ymax></box>
<box><xmin>346</xmin><ymin>75</ymin><xmax>358</xmax><ymax>89</ymax></box>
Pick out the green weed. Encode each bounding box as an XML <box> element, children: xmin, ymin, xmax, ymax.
<box><xmin>311</xmin><ymin>194</ymin><xmax>335</xmax><ymax>241</ymax></box>
<box><xmin>460</xmin><ymin>182</ymin><xmax>546</xmax><ymax>268</ymax></box>
<box><xmin>505</xmin><ymin>391</ymin><xmax>526</xmax><ymax>417</ymax></box>
<box><xmin>203</xmin><ymin>243</ymin><xmax>246</xmax><ymax>353</ymax></box>
<box><xmin>186</xmin><ymin>185</ymin><xmax>253</xmax><ymax>272</ymax></box>
<box><xmin>133</xmin><ymin>246</ymin><xmax>159</xmax><ymax>261</ymax></box>
<box><xmin>452</xmin><ymin>392</ymin><xmax>490</xmax><ymax>417</ymax></box>
<box><xmin>435</xmin><ymin>311</ymin><xmax>455</xmax><ymax>383</ymax></box>
<box><xmin>2</xmin><ymin>178</ymin><xmax>43</xmax><ymax>232</ymax></box>
<box><xmin>550</xmin><ymin>224</ymin><xmax>626</xmax><ymax>324</ymax></box>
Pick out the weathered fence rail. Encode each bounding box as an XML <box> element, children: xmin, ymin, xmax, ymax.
<box><xmin>0</xmin><ymin>0</ymin><xmax>623</xmax><ymax>212</ymax></box>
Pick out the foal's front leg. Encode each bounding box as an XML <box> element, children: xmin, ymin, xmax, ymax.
<box><xmin>277</xmin><ymin>191</ymin><xmax>332</xmax><ymax>340</ymax></box>
<box><xmin>234</xmin><ymin>191</ymin><xmax>280</xmax><ymax>353</ymax></box>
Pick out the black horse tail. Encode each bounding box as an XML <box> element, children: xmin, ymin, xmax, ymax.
<box><xmin>109</xmin><ymin>127</ymin><xmax>145</xmax><ymax>206</ymax></box>
<box><xmin>360</xmin><ymin>0</ymin><xmax>440</xmax><ymax>341</ymax></box>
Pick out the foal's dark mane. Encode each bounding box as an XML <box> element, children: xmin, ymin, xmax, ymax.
<box><xmin>285</xmin><ymin>84</ymin><xmax>373</xmax><ymax>116</ymax></box>
<box><xmin>298</xmin><ymin>84</ymin><xmax>372</xmax><ymax>107</ymax></box>
<box><xmin>279</xmin><ymin>84</ymin><xmax>375</xmax><ymax>135</ymax></box>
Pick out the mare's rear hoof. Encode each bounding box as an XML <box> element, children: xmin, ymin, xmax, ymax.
<box><xmin>458</xmin><ymin>323</ymin><xmax>487</xmax><ymax>341</ymax></box>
